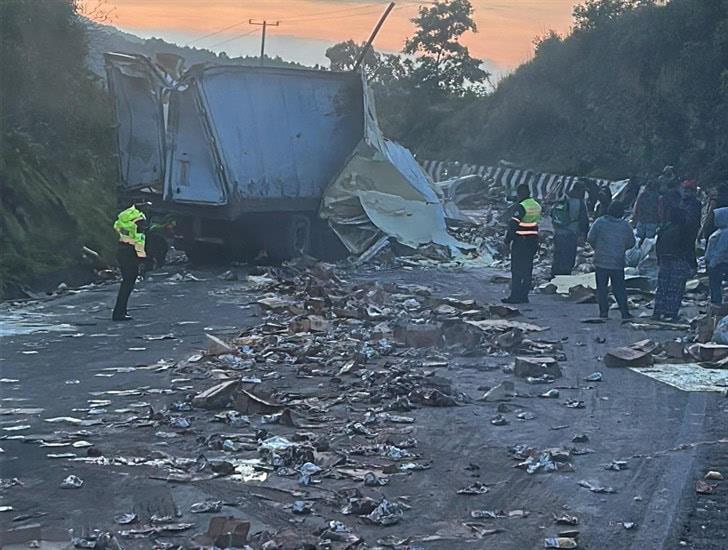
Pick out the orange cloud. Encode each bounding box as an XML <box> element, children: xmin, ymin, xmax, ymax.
<box><xmin>95</xmin><ymin>0</ymin><xmax>576</xmax><ymax>68</ymax></box>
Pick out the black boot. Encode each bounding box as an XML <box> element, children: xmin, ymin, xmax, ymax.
<box><xmin>112</xmin><ymin>313</ymin><xmax>133</xmax><ymax>321</ymax></box>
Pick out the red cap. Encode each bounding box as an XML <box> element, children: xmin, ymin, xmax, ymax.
<box><xmin>681</xmin><ymin>179</ymin><xmax>697</xmax><ymax>189</ymax></box>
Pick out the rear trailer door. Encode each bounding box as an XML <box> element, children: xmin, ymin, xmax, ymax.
<box><xmin>104</xmin><ymin>53</ymin><xmax>165</xmax><ymax>191</ymax></box>
<box><xmin>164</xmin><ymin>82</ymin><xmax>227</xmax><ymax>205</ymax></box>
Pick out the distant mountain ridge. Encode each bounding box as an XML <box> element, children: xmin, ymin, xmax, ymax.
<box><xmin>84</xmin><ymin>20</ymin><xmax>306</xmax><ymax>77</ymax></box>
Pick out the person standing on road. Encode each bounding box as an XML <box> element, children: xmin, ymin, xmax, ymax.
<box><xmin>653</xmin><ymin>207</ymin><xmax>694</xmax><ymax>321</ymax></box>
<box><xmin>551</xmin><ymin>182</ymin><xmax>589</xmax><ymax>277</ymax></box>
<box><xmin>503</xmin><ymin>183</ymin><xmax>542</xmax><ymax>304</ymax></box>
<box><xmin>658</xmin><ymin>170</ymin><xmax>681</xmax><ymax>224</ymax></box>
<box><xmin>705</xmin><ymin>207</ymin><xmax>728</xmax><ymax>306</ymax></box>
<box><xmin>679</xmin><ymin>179</ymin><xmax>702</xmax><ymax>269</ymax></box>
<box><xmin>702</xmin><ymin>182</ymin><xmax>728</xmax><ymax>242</ymax></box>
<box><xmin>632</xmin><ymin>179</ymin><xmax>660</xmax><ymax>244</ymax></box>
<box><xmin>593</xmin><ymin>182</ymin><xmax>613</xmax><ymax>218</ymax></box>
<box><xmin>587</xmin><ymin>201</ymin><xmax>635</xmax><ymax>320</ymax></box>
<box><xmin>112</xmin><ymin>203</ymin><xmax>148</xmax><ymax>321</ymax></box>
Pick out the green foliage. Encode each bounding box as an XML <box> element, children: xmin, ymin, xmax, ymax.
<box><xmin>325</xmin><ymin>40</ymin><xmax>378</xmax><ymax>73</ymax></box>
<box><xmin>0</xmin><ymin>0</ymin><xmax>116</xmax><ymax>297</ymax></box>
<box><xmin>403</xmin><ymin>0</ymin><xmax>489</xmax><ymax>95</ymax></box>
<box><xmin>325</xmin><ymin>0</ymin><xmax>488</xmax><ymax>153</ymax></box>
<box><xmin>378</xmin><ymin>0</ymin><xmax>727</xmax><ymax>186</ymax></box>
<box><xmin>573</xmin><ymin>0</ymin><xmax>656</xmax><ymax>31</ymax></box>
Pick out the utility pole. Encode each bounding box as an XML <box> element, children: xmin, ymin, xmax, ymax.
<box><xmin>249</xmin><ymin>19</ymin><xmax>279</xmax><ymax>66</ymax></box>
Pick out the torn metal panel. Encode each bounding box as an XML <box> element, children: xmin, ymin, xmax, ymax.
<box><xmin>358</xmin><ymin>191</ymin><xmax>466</xmax><ymax>251</ymax></box>
<box><xmin>104</xmin><ymin>53</ymin><xmax>167</xmax><ymax>191</ymax></box>
<box><xmin>164</xmin><ymin>81</ymin><xmax>227</xmax><ymax>205</ymax></box>
<box><xmin>630</xmin><ymin>363</ymin><xmax>728</xmax><ymax>392</ymax></box>
<box><xmin>432</xmin><ymin>174</ymin><xmax>482</xmax><ymax>222</ymax></box>
<box><xmin>321</xmin><ymin>86</ymin><xmax>472</xmax><ymax>255</ymax></box>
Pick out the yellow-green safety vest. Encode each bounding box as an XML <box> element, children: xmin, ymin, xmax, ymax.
<box><xmin>114</xmin><ymin>205</ymin><xmax>147</xmax><ymax>258</ymax></box>
<box><xmin>515</xmin><ymin>197</ymin><xmax>542</xmax><ymax>236</ymax></box>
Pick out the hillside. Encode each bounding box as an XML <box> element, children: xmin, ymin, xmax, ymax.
<box><xmin>85</xmin><ymin>21</ymin><xmax>305</xmax><ymax>77</ymax></box>
<box><xmin>0</xmin><ymin>9</ymin><xmax>306</xmax><ymax>298</ymax></box>
<box><xmin>397</xmin><ymin>0</ymin><xmax>728</xmax><ymax>183</ymax></box>
<box><xmin>0</xmin><ymin>1</ymin><xmax>117</xmax><ymax>298</ymax></box>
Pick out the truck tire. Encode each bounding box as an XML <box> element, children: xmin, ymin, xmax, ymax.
<box><xmin>311</xmin><ymin>219</ymin><xmax>349</xmax><ymax>261</ymax></box>
<box><xmin>267</xmin><ymin>214</ymin><xmax>311</xmax><ymax>263</ymax></box>
<box><xmin>224</xmin><ymin>234</ymin><xmax>262</xmax><ymax>264</ymax></box>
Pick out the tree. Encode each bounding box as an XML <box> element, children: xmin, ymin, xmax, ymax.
<box><xmin>573</xmin><ymin>0</ymin><xmax>655</xmax><ymax>30</ymax></box>
<box><xmin>403</xmin><ymin>0</ymin><xmax>488</xmax><ymax>95</ymax></box>
<box><xmin>371</xmin><ymin>54</ymin><xmax>414</xmax><ymax>90</ymax></box>
<box><xmin>325</xmin><ymin>40</ymin><xmax>379</xmax><ymax>74</ymax></box>
<box><xmin>533</xmin><ymin>30</ymin><xmax>562</xmax><ymax>58</ymax></box>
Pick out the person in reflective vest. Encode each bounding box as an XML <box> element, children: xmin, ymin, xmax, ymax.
<box><xmin>503</xmin><ymin>184</ymin><xmax>542</xmax><ymax>304</ymax></box>
<box><xmin>112</xmin><ymin>203</ymin><xmax>148</xmax><ymax>321</ymax></box>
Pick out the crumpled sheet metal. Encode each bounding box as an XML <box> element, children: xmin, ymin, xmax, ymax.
<box><xmin>630</xmin><ymin>363</ymin><xmax>728</xmax><ymax>392</ymax></box>
<box><xmin>320</xmin><ymin>87</ymin><xmax>473</xmax><ymax>256</ymax></box>
<box><xmin>358</xmin><ymin>190</ymin><xmax>467</xmax><ymax>252</ymax></box>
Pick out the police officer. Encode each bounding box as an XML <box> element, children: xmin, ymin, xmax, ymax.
<box><xmin>503</xmin><ymin>184</ymin><xmax>542</xmax><ymax>304</ymax></box>
<box><xmin>112</xmin><ymin>203</ymin><xmax>148</xmax><ymax>321</ymax></box>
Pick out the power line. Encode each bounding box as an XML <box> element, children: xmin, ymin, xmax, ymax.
<box><xmin>189</xmin><ymin>2</ymin><xmax>383</xmax><ymax>45</ymax></box>
<box><xmin>282</xmin><ymin>2</ymin><xmax>382</xmax><ymax>22</ymax></box>
<box><xmin>190</xmin><ymin>20</ymin><xmax>249</xmax><ymax>45</ymax></box>
<box><xmin>207</xmin><ymin>27</ymin><xmax>260</xmax><ymax>50</ymax></box>
<box><xmin>282</xmin><ymin>5</ymin><xmax>404</xmax><ymax>25</ymax></box>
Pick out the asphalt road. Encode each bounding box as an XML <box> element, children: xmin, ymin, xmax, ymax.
<box><xmin>0</xmin><ymin>268</ymin><xmax>259</xmax><ymax>542</ymax></box>
<box><xmin>0</xmin><ymin>265</ymin><xmax>726</xmax><ymax>548</ymax></box>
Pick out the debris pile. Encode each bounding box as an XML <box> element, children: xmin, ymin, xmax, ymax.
<box><xmin>8</xmin><ymin>248</ymin><xmax>726</xmax><ymax>548</ymax></box>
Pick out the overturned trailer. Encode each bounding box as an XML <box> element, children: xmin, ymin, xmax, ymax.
<box><xmin>105</xmin><ymin>53</ymin><xmax>464</xmax><ymax>262</ymax></box>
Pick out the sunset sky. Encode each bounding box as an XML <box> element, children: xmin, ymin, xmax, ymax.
<box><xmin>94</xmin><ymin>0</ymin><xmax>579</xmax><ymax>74</ymax></box>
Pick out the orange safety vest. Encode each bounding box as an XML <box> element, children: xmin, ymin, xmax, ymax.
<box><xmin>514</xmin><ymin>198</ymin><xmax>542</xmax><ymax>237</ymax></box>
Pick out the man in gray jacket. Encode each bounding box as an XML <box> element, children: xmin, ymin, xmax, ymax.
<box><xmin>706</xmin><ymin>207</ymin><xmax>728</xmax><ymax>305</ymax></box>
<box><xmin>587</xmin><ymin>201</ymin><xmax>635</xmax><ymax>319</ymax></box>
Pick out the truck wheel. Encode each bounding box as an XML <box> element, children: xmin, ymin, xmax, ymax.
<box><xmin>267</xmin><ymin>214</ymin><xmax>311</xmax><ymax>263</ymax></box>
<box><xmin>311</xmin><ymin>219</ymin><xmax>349</xmax><ymax>261</ymax></box>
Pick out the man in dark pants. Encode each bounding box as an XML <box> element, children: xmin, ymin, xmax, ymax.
<box><xmin>112</xmin><ymin>204</ymin><xmax>148</xmax><ymax>321</ymax></box>
<box><xmin>503</xmin><ymin>183</ymin><xmax>542</xmax><ymax>304</ymax></box>
<box><xmin>679</xmin><ymin>179</ymin><xmax>701</xmax><ymax>270</ymax></box>
<box><xmin>587</xmin><ymin>201</ymin><xmax>635</xmax><ymax>320</ymax></box>
<box><xmin>551</xmin><ymin>181</ymin><xmax>589</xmax><ymax>277</ymax></box>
